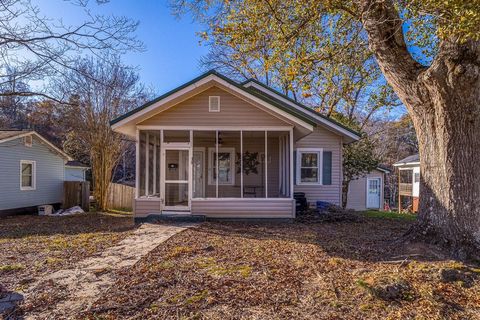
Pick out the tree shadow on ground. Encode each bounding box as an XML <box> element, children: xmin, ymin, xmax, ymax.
<box><xmin>196</xmin><ymin>217</ymin><xmax>450</xmax><ymax>264</ymax></box>
<box><xmin>0</xmin><ymin>213</ymin><xmax>136</xmax><ymax>239</ymax></box>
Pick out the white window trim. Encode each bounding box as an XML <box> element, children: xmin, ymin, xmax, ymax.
<box><xmin>208</xmin><ymin>147</ymin><xmax>235</xmax><ymax>186</ymax></box>
<box><xmin>296</xmin><ymin>148</ymin><xmax>323</xmax><ymax>185</ymax></box>
<box><xmin>20</xmin><ymin>160</ymin><xmax>36</xmax><ymax>191</ymax></box>
<box><xmin>209</xmin><ymin>96</ymin><xmax>220</xmax><ymax>112</ymax></box>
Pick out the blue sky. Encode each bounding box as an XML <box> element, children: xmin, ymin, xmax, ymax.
<box><xmin>38</xmin><ymin>0</ymin><xmax>209</xmax><ymax>94</ymax></box>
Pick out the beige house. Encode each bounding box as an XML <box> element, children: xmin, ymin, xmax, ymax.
<box><xmin>111</xmin><ymin>70</ymin><xmax>362</xmax><ymax>219</ymax></box>
<box><xmin>346</xmin><ymin>167</ymin><xmax>390</xmax><ymax>211</ymax></box>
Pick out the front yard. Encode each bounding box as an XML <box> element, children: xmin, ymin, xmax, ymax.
<box><xmin>84</xmin><ymin>212</ymin><xmax>479</xmax><ymax>320</ymax></box>
<box><xmin>0</xmin><ymin>213</ymin><xmax>135</xmax><ymax>305</ymax></box>
<box><xmin>1</xmin><ymin>211</ymin><xmax>479</xmax><ymax>319</ymax></box>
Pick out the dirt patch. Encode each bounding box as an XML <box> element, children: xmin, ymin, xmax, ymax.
<box><xmin>0</xmin><ymin>213</ymin><xmax>135</xmax><ymax>318</ymax></box>
<box><xmin>81</xmin><ymin>218</ymin><xmax>480</xmax><ymax>319</ymax></box>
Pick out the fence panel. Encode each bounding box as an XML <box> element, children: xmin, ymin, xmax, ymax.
<box><xmin>64</xmin><ymin>181</ymin><xmax>90</xmax><ymax>211</ymax></box>
<box><xmin>107</xmin><ymin>183</ymin><xmax>135</xmax><ymax>211</ymax></box>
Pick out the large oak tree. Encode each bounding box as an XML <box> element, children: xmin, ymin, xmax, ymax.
<box><xmin>173</xmin><ymin>0</ymin><xmax>480</xmax><ymax>258</ymax></box>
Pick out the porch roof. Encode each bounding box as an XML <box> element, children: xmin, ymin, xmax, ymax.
<box><xmin>393</xmin><ymin>154</ymin><xmax>420</xmax><ymax>167</ymax></box>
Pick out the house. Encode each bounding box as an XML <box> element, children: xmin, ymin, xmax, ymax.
<box><xmin>65</xmin><ymin>160</ymin><xmax>89</xmax><ymax>181</ymax></box>
<box><xmin>393</xmin><ymin>154</ymin><xmax>420</xmax><ymax>212</ymax></box>
<box><xmin>346</xmin><ymin>167</ymin><xmax>390</xmax><ymax>211</ymax></box>
<box><xmin>0</xmin><ymin>130</ymin><xmax>73</xmax><ymax>215</ymax></box>
<box><xmin>111</xmin><ymin>70</ymin><xmax>365</xmax><ymax>219</ymax></box>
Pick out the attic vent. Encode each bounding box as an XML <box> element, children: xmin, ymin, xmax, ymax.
<box><xmin>24</xmin><ymin>135</ymin><xmax>32</xmax><ymax>147</ymax></box>
<box><xmin>209</xmin><ymin>96</ymin><xmax>220</xmax><ymax>112</ymax></box>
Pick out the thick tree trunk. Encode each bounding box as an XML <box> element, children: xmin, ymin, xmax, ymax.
<box><xmin>412</xmin><ymin>42</ymin><xmax>480</xmax><ymax>259</ymax></box>
<box><xmin>360</xmin><ymin>0</ymin><xmax>480</xmax><ymax>258</ymax></box>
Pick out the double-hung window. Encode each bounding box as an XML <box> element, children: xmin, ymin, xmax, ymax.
<box><xmin>20</xmin><ymin>160</ymin><xmax>36</xmax><ymax>190</ymax></box>
<box><xmin>297</xmin><ymin>148</ymin><xmax>322</xmax><ymax>185</ymax></box>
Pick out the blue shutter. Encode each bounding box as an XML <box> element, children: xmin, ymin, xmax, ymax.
<box><xmin>322</xmin><ymin>151</ymin><xmax>332</xmax><ymax>185</ymax></box>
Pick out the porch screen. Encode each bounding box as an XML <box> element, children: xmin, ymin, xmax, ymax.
<box><xmin>138</xmin><ymin>130</ymin><xmax>161</xmax><ymax>198</ymax></box>
<box><xmin>193</xmin><ymin>131</ymin><xmax>216</xmax><ymax>198</ymax></box>
<box><xmin>242</xmin><ymin>131</ymin><xmax>266</xmax><ymax>198</ymax></box>
<box><xmin>217</xmin><ymin>131</ymin><xmax>241</xmax><ymax>198</ymax></box>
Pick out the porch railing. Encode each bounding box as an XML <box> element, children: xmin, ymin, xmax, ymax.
<box><xmin>399</xmin><ymin>183</ymin><xmax>413</xmax><ymax>196</ymax></box>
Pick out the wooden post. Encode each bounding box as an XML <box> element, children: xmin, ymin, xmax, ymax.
<box><xmin>81</xmin><ymin>181</ymin><xmax>90</xmax><ymax>212</ymax></box>
<box><xmin>398</xmin><ymin>169</ymin><xmax>401</xmax><ymax>213</ymax></box>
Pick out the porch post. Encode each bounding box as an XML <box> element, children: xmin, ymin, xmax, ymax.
<box><xmin>265</xmin><ymin>131</ymin><xmax>268</xmax><ymax>198</ymax></box>
<box><xmin>289</xmin><ymin>128</ymin><xmax>294</xmax><ymax>198</ymax></box>
<box><xmin>240</xmin><ymin>130</ymin><xmax>243</xmax><ymax>198</ymax></box>
<box><xmin>145</xmin><ymin>133</ymin><xmax>149</xmax><ymax>196</ymax></box>
<box><xmin>135</xmin><ymin>129</ymin><xmax>139</xmax><ymax>198</ymax></box>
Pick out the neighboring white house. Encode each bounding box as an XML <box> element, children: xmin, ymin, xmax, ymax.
<box><xmin>346</xmin><ymin>167</ymin><xmax>390</xmax><ymax>211</ymax></box>
<box><xmin>111</xmin><ymin>70</ymin><xmax>365</xmax><ymax>220</ymax></box>
<box><xmin>65</xmin><ymin>160</ymin><xmax>89</xmax><ymax>181</ymax></box>
<box><xmin>393</xmin><ymin>154</ymin><xmax>420</xmax><ymax>212</ymax></box>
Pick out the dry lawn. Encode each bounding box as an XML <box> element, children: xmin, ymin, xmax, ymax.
<box><xmin>0</xmin><ymin>213</ymin><xmax>135</xmax><ymax>296</ymax></box>
<box><xmin>80</xmin><ymin>213</ymin><xmax>480</xmax><ymax>320</ymax></box>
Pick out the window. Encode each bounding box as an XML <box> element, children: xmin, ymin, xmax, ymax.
<box><xmin>209</xmin><ymin>96</ymin><xmax>220</xmax><ymax>112</ymax></box>
<box><xmin>414</xmin><ymin>172</ymin><xmax>420</xmax><ymax>183</ymax></box>
<box><xmin>208</xmin><ymin>147</ymin><xmax>235</xmax><ymax>185</ymax></box>
<box><xmin>20</xmin><ymin>160</ymin><xmax>36</xmax><ymax>190</ymax></box>
<box><xmin>24</xmin><ymin>135</ymin><xmax>32</xmax><ymax>147</ymax></box>
<box><xmin>296</xmin><ymin>149</ymin><xmax>322</xmax><ymax>185</ymax></box>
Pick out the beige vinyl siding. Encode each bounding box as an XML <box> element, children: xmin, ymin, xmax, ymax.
<box><xmin>191</xmin><ymin>199</ymin><xmax>294</xmax><ymax>218</ymax></box>
<box><xmin>347</xmin><ymin>170</ymin><xmax>384</xmax><ymax>211</ymax></box>
<box><xmin>293</xmin><ymin>126</ymin><xmax>343</xmax><ymax>205</ymax></box>
<box><xmin>139</xmin><ymin>87</ymin><xmax>291</xmax><ymax>127</ymax></box>
<box><xmin>134</xmin><ymin>199</ymin><xmax>161</xmax><ymax>217</ymax></box>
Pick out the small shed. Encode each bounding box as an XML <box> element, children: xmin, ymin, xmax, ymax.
<box><xmin>65</xmin><ymin>160</ymin><xmax>89</xmax><ymax>181</ymax></box>
<box><xmin>346</xmin><ymin>167</ymin><xmax>390</xmax><ymax>211</ymax></box>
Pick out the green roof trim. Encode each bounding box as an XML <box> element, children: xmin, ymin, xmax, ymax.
<box><xmin>110</xmin><ymin>70</ymin><xmax>358</xmax><ymax>138</ymax></box>
<box><xmin>241</xmin><ymin>78</ymin><xmax>361</xmax><ymax>137</ymax></box>
<box><xmin>111</xmin><ymin>70</ymin><xmax>219</xmax><ymax>125</ymax></box>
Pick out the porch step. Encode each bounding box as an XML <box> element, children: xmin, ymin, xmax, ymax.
<box><xmin>139</xmin><ymin>213</ymin><xmax>206</xmax><ymax>223</ymax></box>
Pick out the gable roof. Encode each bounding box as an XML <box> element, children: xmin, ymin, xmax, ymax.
<box><xmin>0</xmin><ymin>130</ymin><xmax>72</xmax><ymax>161</ymax></box>
<box><xmin>110</xmin><ymin>70</ymin><xmax>360</xmax><ymax>142</ymax></box>
<box><xmin>65</xmin><ymin>160</ymin><xmax>89</xmax><ymax>168</ymax></box>
<box><xmin>393</xmin><ymin>154</ymin><xmax>420</xmax><ymax>167</ymax></box>
<box><xmin>241</xmin><ymin>78</ymin><xmax>361</xmax><ymax>142</ymax></box>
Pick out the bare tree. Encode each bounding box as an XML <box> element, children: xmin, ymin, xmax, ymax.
<box><xmin>56</xmin><ymin>55</ymin><xmax>147</xmax><ymax>210</ymax></box>
<box><xmin>0</xmin><ymin>0</ymin><xmax>142</xmax><ymax>102</ymax></box>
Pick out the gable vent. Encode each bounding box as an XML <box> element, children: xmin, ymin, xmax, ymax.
<box><xmin>24</xmin><ymin>135</ymin><xmax>32</xmax><ymax>147</ymax></box>
<box><xmin>209</xmin><ymin>96</ymin><xmax>220</xmax><ymax>112</ymax></box>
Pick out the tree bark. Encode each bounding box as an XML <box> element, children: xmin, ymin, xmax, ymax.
<box><xmin>360</xmin><ymin>0</ymin><xmax>480</xmax><ymax>259</ymax></box>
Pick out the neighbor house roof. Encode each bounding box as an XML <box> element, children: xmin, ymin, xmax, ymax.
<box><xmin>375</xmin><ymin>166</ymin><xmax>391</xmax><ymax>173</ymax></box>
<box><xmin>65</xmin><ymin>160</ymin><xmax>90</xmax><ymax>168</ymax></box>
<box><xmin>110</xmin><ymin>70</ymin><xmax>361</xmax><ymax>142</ymax></box>
<box><xmin>393</xmin><ymin>154</ymin><xmax>420</xmax><ymax>167</ymax></box>
<box><xmin>0</xmin><ymin>130</ymin><xmax>72</xmax><ymax>161</ymax></box>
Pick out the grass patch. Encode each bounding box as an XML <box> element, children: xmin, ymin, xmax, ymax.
<box><xmin>362</xmin><ymin>210</ymin><xmax>416</xmax><ymax>221</ymax></box>
<box><xmin>0</xmin><ymin>263</ymin><xmax>25</xmax><ymax>272</ymax></box>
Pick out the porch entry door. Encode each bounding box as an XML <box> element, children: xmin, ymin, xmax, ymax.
<box><xmin>367</xmin><ymin>178</ymin><xmax>381</xmax><ymax>209</ymax></box>
<box><xmin>162</xmin><ymin>147</ymin><xmax>190</xmax><ymax>212</ymax></box>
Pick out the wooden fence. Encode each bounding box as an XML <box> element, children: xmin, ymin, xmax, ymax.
<box><xmin>107</xmin><ymin>183</ymin><xmax>135</xmax><ymax>211</ymax></box>
<box><xmin>63</xmin><ymin>181</ymin><xmax>90</xmax><ymax>211</ymax></box>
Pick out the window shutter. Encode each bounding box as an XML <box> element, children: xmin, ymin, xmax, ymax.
<box><xmin>293</xmin><ymin>150</ymin><xmax>297</xmax><ymax>185</ymax></box>
<box><xmin>322</xmin><ymin>151</ymin><xmax>332</xmax><ymax>185</ymax></box>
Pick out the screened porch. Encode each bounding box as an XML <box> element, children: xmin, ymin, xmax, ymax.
<box><xmin>136</xmin><ymin>128</ymin><xmax>293</xmax><ymax>213</ymax></box>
